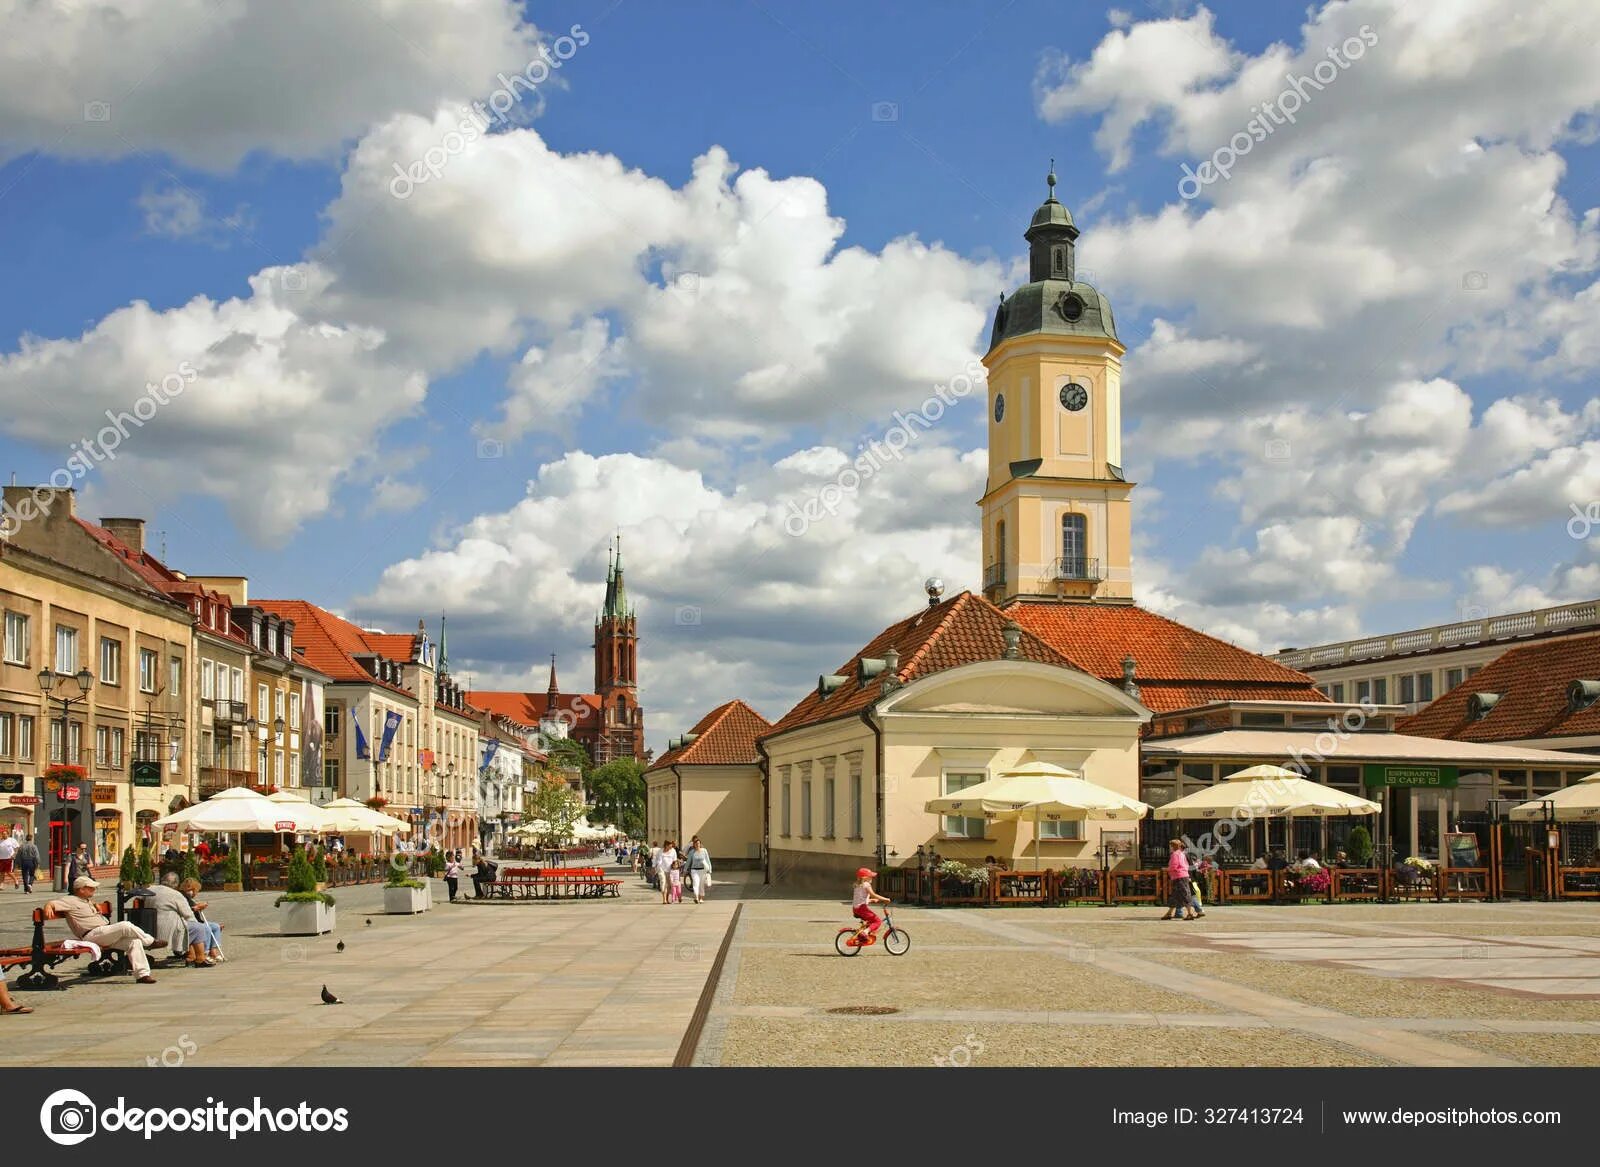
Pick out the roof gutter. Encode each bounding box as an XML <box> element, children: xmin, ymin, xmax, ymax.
<box><xmin>670</xmin><ymin>763</ymin><xmax>684</xmax><ymax>844</ymax></box>
<box><xmin>755</xmin><ymin>737</ymin><xmax>771</xmax><ymax>885</ymax></box>
<box><xmin>859</xmin><ymin>703</ymin><xmax>886</xmax><ymax>871</ymax></box>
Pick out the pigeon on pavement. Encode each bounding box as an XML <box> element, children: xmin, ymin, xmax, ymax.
<box><xmin>320</xmin><ymin>985</ymin><xmax>342</xmax><ymax>1005</ymax></box>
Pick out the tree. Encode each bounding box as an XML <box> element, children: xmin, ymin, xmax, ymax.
<box><xmin>586</xmin><ymin>759</ymin><xmax>645</xmax><ymax>832</ymax></box>
<box><xmin>118</xmin><ymin>845</ymin><xmax>139</xmax><ymax>888</ymax></box>
<box><xmin>525</xmin><ymin>780</ymin><xmax>584</xmax><ymax>847</ymax></box>
<box><xmin>544</xmin><ymin>736</ymin><xmax>592</xmax><ymax>778</ymax></box>
<box><xmin>1347</xmin><ymin>825</ymin><xmax>1373</xmax><ymax>866</ymax></box>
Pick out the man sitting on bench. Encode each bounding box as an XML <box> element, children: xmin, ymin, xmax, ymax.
<box><xmin>44</xmin><ymin>876</ymin><xmax>160</xmax><ymax>984</ymax></box>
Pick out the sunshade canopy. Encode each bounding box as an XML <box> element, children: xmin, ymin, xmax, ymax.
<box><xmin>151</xmin><ymin>786</ymin><xmax>285</xmax><ymax>832</ymax></box>
<box><xmin>923</xmin><ymin>762</ymin><xmax>1149</xmax><ymax>821</ymax></box>
<box><xmin>1153</xmin><ymin>764</ymin><xmax>1379</xmax><ymax>820</ymax></box>
<box><xmin>1510</xmin><ymin>772</ymin><xmax>1600</xmax><ymax>821</ymax></box>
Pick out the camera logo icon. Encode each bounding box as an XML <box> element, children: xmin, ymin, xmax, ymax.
<box><xmin>674</xmin><ymin>605</ymin><xmax>701</xmax><ymax>626</ymax></box>
<box><xmin>83</xmin><ymin>101</ymin><xmax>111</xmax><ymax>123</ymax></box>
<box><xmin>476</xmin><ymin>437</ymin><xmax>505</xmax><ymax>460</ymax></box>
<box><xmin>1263</xmin><ymin>437</ymin><xmax>1292</xmax><ymax>463</ymax></box>
<box><xmin>1462</xmin><ymin>270</ymin><xmax>1488</xmax><ymax>291</ymax></box>
<box><xmin>40</xmin><ymin>1088</ymin><xmax>97</xmax><ymax>1145</ymax></box>
<box><xmin>871</xmin><ymin>101</ymin><xmax>899</xmax><ymax>122</ymax></box>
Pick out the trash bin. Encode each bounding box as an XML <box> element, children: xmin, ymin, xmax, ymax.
<box><xmin>52</xmin><ymin>863</ymin><xmax>68</xmax><ymax>893</ymax></box>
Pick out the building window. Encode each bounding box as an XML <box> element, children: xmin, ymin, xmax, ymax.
<box><xmin>288</xmin><ymin>752</ymin><xmax>300</xmax><ymax>787</ymax></box>
<box><xmin>54</xmin><ymin>625</ymin><xmax>78</xmax><ymax>673</ymax></box>
<box><xmin>3</xmin><ymin>611</ymin><xmax>28</xmax><ymax>665</ymax></box>
<box><xmin>170</xmin><ymin>656</ymin><xmax>183</xmax><ymax>699</ymax></box>
<box><xmin>324</xmin><ymin>759</ymin><xmax>340</xmax><ymax>789</ymax></box>
<box><xmin>18</xmin><ymin>717</ymin><xmax>33</xmax><ymax>762</ymax></box>
<box><xmin>850</xmin><ymin>761</ymin><xmax>863</xmax><ymax>838</ymax></box>
<box><xmin>49</xmin><ymin>720</ymin><xmax>63</xmax><ymax>764</ymax></box>
<box><xmin>1328</xmin><ymin>682</ymin><xmax>1345</xmax><ymax>701</ymax></box>
<box><xmin>325</xmin><ymin>704</ymin><xmax>341</xmax><ymax>738</ymax></box>
<box><xmin>823</xmin><ymin>775</ymin><xmax>836</xmax><ymax>839</ymax></box>
<box><xmin>201</xmin><ymin>659</ymin><xmax>214</xmax><ymax>700</ymax></box>
<box><xmin>0</xmin><ymin>713</ymin><xmax>10</xmax><ymax>758</ymax></box>
<box><xmin>138</xmin><ymin>647</ymin><xmax>158</xmax><ymax>693</ymax></box>
<box><xmin>1467</xmin><ymin>665</ymin><xmax>1481</xmax><ymax>678</ymax></box>
<box><xmin>942</xmin><ymin>772</ymin><xmax>986</xmax><ymax>839</ymax></box>
<box><xmin>258</xmin><ymin>744</ymin><xmax>268</xmax><ymax>777</ymax></box>
<box><xmin>289</xmin><ymin>692</ymin><xmax>301</xmax><ymax>730</ymax></box>
<box><xmin>1399</xmin><ymin>674</ymin><xmax>1415</xmax><ymax>704</ymax></box>
<box><xmin>1372</xmin><ymin>678</ymin><xmax>1387</xmax><ymax>704</ymax></box>
<box><xmin>1355</xmin><ymin>680</ymin><xmax>1371</xmax><ymax>703</ymax></box>
<box><xmin>1061</xmin><ymin>513</ymin><xmax>1087</xmax><ymax>574</ymax></box>
<box><xmin>1038</xmin><ymin>818</ymin><xmax>1083</xmax><ymax>840</ymax></box>
<box><xmin>274</xmin><ymin>752</ymin><xmax>284</xmax><ymax>785</ymax></box>
<box><xmin>257</xmin><ymin>683</ymin><xmax>268</xmax><ymax>721</ymax></box>
<box><xmin>1445</xmin><ymin>667</ymin><xmax>1465</xmax><ymax>691</ymax></box>
<box><xmin>135</xmin><ymin>730</ymin><xmax>157</xmax><ymax>762</ymax></box>
<box><xmin>99</xmin><ymin>637</ymin><xmax>121</xmax><ymax>685</ymax></box>
<box><xmin>111</xmin><ymin>728</ymin><xmax>124</xmax><ymax>768</ymax></box>
<box><xmin>231</xmin><ymin>668</ymin><xmax>243</xmax><ymax>702</ymax></box>
<box><xmin>800</xmin><ymin>763</ymin><xmax>812</xmax><ymax>837</ymax></box>
<box><xmin>95</xmin><ymin>725</ymin><xmax>109</xmax><ymax>766</ymax></box>
<box><xmin>779</xmin><ymin>766</ymin><xmax>791</xmax><ymax>837</ymax></box>
<box><xmin>1417</xmin><ymin>673</ymin><xmax>1433</xmax><ymax>702</ymax></box>
<box><xmin>67</xmin><ymin>721</ymin><xmax>81</xmax><ymax>764</ymax></box>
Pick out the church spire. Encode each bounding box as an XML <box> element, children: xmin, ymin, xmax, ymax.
<box><xmin>601</xmin><ymin>541</ymin><xmax>618</xmax><ymax>621</ymax></box>
<box><xmin>612</xmin><ymin>533</ymin><xmax>630</xmax><ymax>618</ymax></box>
<box><xmin>546</xmin><ymin>653</ymin><xmax>559</xmax><ymax>702</ymax></box>
<box><xmin>437</xmin><ymin>613</ymin><xmax>448</xmax><ymax>675</ymax></box>
<box><xmin>1025</xmin><ymin>158</ymin><xmax>1078</xmax><ymax>283</ymax></box>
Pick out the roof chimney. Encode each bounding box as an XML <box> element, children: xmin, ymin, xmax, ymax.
<box><xmin>101</xmin><ymin>517</ymin><xmax>146</xmax><ymax>557</ymax></box>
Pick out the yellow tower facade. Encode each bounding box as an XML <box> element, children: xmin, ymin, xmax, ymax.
<box><xmin>980</xmin><ymin>166</ymin><xmax>1133</xmax><ymax>605</ymax></box>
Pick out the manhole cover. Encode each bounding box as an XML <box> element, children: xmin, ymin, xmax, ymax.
<box><xmin>826</xmin><ymin>1005</ymin><xmax>900</xmax><ymax>1016</ymax></box>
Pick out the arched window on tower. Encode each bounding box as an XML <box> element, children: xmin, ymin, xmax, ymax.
<box><xmin>1061</xmin><ymin>513</ymin><xmax>1087</xmax><ymax>579</ymax></box>
<box><xmin>615</xmin><ymin>694</ymin><xmax>627</xmax><ymax>724</ymax></box>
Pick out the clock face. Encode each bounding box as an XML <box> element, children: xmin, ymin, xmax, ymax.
<box><xmin>1060</xmin><ymin>382</ymin><xmax>1088</xmax><ymax>411</ymax></box>
<box><xmin>993</xmin><ymin>394</ymin><xmax>1005</xmax><ymax>423</ymax></box>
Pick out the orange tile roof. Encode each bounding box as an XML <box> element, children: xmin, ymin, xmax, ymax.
<box><xmin>1399</xmin><ymin>632</ymin><xmax>1600</xmax><ymax>743</ymax></box>
<box><xmin>465</xmin><ymin>689</ymin><xmax>601</xmax><ymax>731</ymax></box>
<box><xmin>1003</xmin><ymin>600</ymin><xmax>1329</xmax><ymax>713</ymax></box>
<box><xmin>75</xmin><ymin>518</ymin><xmax>252</xmax><ymax>647</ymax></box>
<box><xmin>767</xmin><ymin>591</ymin><xmax>1086</xmax><ymax>736</ymax></box>
<box><xmin>255</xmin><ymin>600</ymin><xmax>415</xmax><ymax>698</ymax></box>
<box><xmin>649</xmin><ymin>700</ymin><xmax>771</xmax><ymax>770</ymax></box>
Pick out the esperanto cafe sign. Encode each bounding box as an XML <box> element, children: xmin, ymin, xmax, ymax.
<box><xmin>1362</xmin><ymin>764</ymin><xmax>1459</xmax><ymax>789</ymax></box>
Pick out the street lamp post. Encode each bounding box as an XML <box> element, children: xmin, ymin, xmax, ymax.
<box><xmin>37</xmin><ymin>666</ymin><xmax>94</xmax><ymax>876</ymax></box>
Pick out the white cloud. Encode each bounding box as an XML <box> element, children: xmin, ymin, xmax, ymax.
<box><xmin>137</xmin><ymin>186</ymin><xmax>250</xmax><ymax>241</ymax></box>
<box><xmin>0</xmin><ymin>0</ymin><xmax>546</xmax><ymax>168</ymax></box>
<box><xmin>484</xmin><ymin>317</ymin><xmax>626</xmax><ymax>442</ymax></box>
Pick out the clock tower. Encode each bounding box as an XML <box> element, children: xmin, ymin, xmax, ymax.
<box><xmin>980</xmin><ymin>164</ymin><xmax>1133</xmax><ymax>605</ymax></box>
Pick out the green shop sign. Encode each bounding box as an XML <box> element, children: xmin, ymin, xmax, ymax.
<box><xmin>1362</xmin><ymin>764</ymin><xmax>1459</xmax><ymax>789</ymax></box>
<box><xmin>131</xmin><ymin>761</ymin><xmax>163</xmax><ymax>788</ymax></box>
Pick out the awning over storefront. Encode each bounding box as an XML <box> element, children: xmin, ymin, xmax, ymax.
<box><xmin>1141</xmin><ymin>729</ymin><xmax>1600</xmax><ymax>771</ymax></box>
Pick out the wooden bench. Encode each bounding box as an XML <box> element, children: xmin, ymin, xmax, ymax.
<box><xmin>487</xmin><ymin>868</ymin><xmax>622</xmax><ymax>899</ymax></box>
<box><xmin>5</xmin><ymin>902</ymin><xmax>121</xmax><ymax>989</ymax></box>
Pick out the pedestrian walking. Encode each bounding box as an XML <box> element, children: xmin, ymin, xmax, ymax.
<box><xmin>655</xmin><ymin>840</ymin><xmax>677</xmax><ymax>905</ymax></box>
<box><xmin>66</xmin><ymin>843</ymin><xmax>90</xmax><ymax>889</ymax></box>
<box><xmin>16</xmin><ymin>836</ymin><xmax>39</xmax><ymax>894</ymax></box>
<box><xmin>444</xmin><ymin>854</ymin><xmax>462</xmax><ymax>902</ymax></box>
<box><xmin>686</xmin><ymin>836</ymin><xmax>712</xmax><ymax>904</ymax></box>
<box><xmin>1162</xmin><ymin>837</ymin><xmax>1202</xmax><ymax>920</ymax></box>
<box><xmin>667</xmin><ymin>858</ymin><xmax>684</xmax><ymax>904</ymax></box>
<box><xmin>0</xmin><ymin>833</ymin><xmax>18</xmax><ymax>889</ymax></box>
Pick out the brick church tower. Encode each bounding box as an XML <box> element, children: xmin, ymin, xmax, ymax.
<box><xmin>593</xmin><ymin>537</ymin><xmax>645</xmax><ymax>762</ymax></box>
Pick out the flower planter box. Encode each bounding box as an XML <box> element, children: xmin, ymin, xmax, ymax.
<box><xmin>278</xmin><ymin>900</ymin><xmax>336</xmax><ymax>935</ymax></box>
<box><xmin>223</xmin><ymin>882</ymin><xmax>244</xmax><ymax>893</ymax></box>
<box><xmin>384</xmin><ymin>885</ymin><xmax>429</xmax><ymax>914</ymax></box>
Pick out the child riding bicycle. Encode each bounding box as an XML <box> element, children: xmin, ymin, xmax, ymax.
<box><xmin>851</xmin><ymin>867</ymin><xmax>890</xmax><ymax>944</ymax></box>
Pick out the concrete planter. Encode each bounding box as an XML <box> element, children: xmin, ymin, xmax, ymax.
<box><xmin>223</xmin><ymin>883</ymin><xmax>244</xmax><ymax>893</ymax></box>
<box><xmin>422</xmin><ymin>881</ymin><xmax>434</xmax><ymax>908</ymax></box>
<box><xmin>384</xmin><ymin>885</ymin><xmax>429</xmax><ymax>914</ymax></box>
<box><xmin>278</xmin><ymin>900</ymin><xmax>336</xmax><ymax>935</ymax></box>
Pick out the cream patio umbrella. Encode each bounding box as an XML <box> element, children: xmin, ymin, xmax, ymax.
<box><xmin>150</xmin><ymin>786</ymin><xmax>283</xmax><ymax>832</ymax></box>
<box><xmin>318</xmin><ymin>797</ymin><xmax>412</xmax><ymax>836</ymax></box>
<box><xmin>264</xmin><ymin>789</ymin><xmax>331</xmax><ymax>835</ymax></box>
<box><xmin>924</xmin><ymin>761</ymin><xmax>1151</xmax><ymax>871</ymax></box>
<box><xmin>1152</xmin><ymin>764</ymin><xmax>1381</xmax><ymax>820</ymax></box>
<box><xmin>1510</xmin><ymin>772</ymin><xmax>1600</xmax><ymax>821</ymax></box>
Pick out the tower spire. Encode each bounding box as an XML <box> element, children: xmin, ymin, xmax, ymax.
<box><xmin>438</xmin><ymin>613</ymin><xmax>448</xmax><ymax>675</ymax></box>
<box><xmin>547</xmin><ymin>653</ymin><xmax>559</xmax><ymax>702</ymax></box>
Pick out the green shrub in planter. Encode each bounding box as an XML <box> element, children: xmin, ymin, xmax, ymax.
<box><xmin>1348</xmin><ymin>825</ymin><xmax>1373</xmax><ymax>866</ymax></box>
<box><xmin>182</xmin><ymin>851</ymin><xmax>201</xmax><ymax>883</ymax></box>
<box><xmin>135</xmin><ymin>845</ymin><xmax>155</xmax><ymax>887</ymax></box>
<box><xmin>312</xmin><ymin>847</ymin><xmax>328</xmax><ymax>883</ymax></box>
<box><xmin>426</xmin><ymin>851</ymin><xmax>445</xmax><ymax>876</ymax></box>
<box><xmin>118</xmin><ymin>845</ymin><xmax>139</xmax><ymax>887</ymax></box>
<box><xmin>220</xmin><ymin>853</ymin><xmax>242</xmax><ymax>885</ymax></box>
<box><xmin>274</xmin><ymin>848</ymin><xmax>334</xmax><ymax>907</ymax></box>
<box><xmin>385</xmin><ymin>864</ymin><xmax>425</xmax><ymax>890</ymax></box>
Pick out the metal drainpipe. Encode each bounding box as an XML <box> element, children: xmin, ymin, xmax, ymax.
<box><xmin>859</xmin><ymin>706</ymin><xmax>886</xmax><ymax>871</ymax></box>
<box><xmin>670</xmin><ymin>764</ymin><xmax>684</xmax><ymax>845</ymax></box>
<box><xmin>756</xmin><ymin>736</ymin><xmax>771</xmax><ymax>885</ymax></box>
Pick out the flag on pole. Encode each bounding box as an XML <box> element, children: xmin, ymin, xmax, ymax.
<box><xmin>377</xmin><ymin>710</ymin><xmax>403</xmax><ymax>762</ymax></box>
<box><xmin>350</xmin><ymin>706</ymin><xmax>370</xmax><ymax>760</ymax></box>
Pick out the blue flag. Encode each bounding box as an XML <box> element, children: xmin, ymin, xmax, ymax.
<box><xmin>480</xmin><ymin>738</ymin><xmax>500</xmax><ymax>774</ymax></box>
<box><xmin>350</xmin><ymin>706</ymin><xmax>370</xmax><ymax>760</ymax></box>
<box><xmin>377</xmin><ymin>710</ymin><xmax>403</xmax><ymax>762</ymax></box>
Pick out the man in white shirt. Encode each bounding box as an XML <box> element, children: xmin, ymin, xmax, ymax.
<box><xmin>655</xmin><ymin>841</ymin><xmax>677</xmax><ymax>905</ymax></box>
<box><xmin>0</xmin><ymin>834</ymin><xmax>18</xmax><ymax>889</ymax></box>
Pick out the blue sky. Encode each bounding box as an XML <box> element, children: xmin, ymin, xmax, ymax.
<box><xmin>1</xmin><ymin>1</ymin><xmax>1597</xmax><ymax>744</ymax></box>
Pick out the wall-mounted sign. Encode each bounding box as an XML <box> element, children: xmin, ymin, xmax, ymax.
<box><xmin>1362</xmin><ymin>764</ymin><xmax>1459</xmax><ymax>789</ymax></box>
<box><xmin>0</xmin><ymin>774</ymin><xmax>22</xmax><ymax>793</ymax></box>
<box><xmin>44</xmin><ymin>779</ymin><xmax>59</xmax><ymax>793</ymax></box>
<box><xmin>9</xmin><ymin>795</ymin><xmax>40</xmax><ymax>806</ymax></box>
<box><xmin>91</xmin><ymin>785</ymin><xmax>117</xmax><ymax>804</ymax></box>
<box><xmin>60</xmin><ymin>786</ymin><xmax>81</xmax><ymax>801</ymax></box>
<box><xmin>131</xmin><ymin>760</ymin><xmax>162</xmax><ymax>788</ymax></box>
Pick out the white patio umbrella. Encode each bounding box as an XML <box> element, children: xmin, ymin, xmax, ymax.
<box><xmin>924</xmin><ymin>762</ymin><xmax>1151</xmax><ymax>871</ymax></box>
<box><xmin>1510</xmin><ymin>772</ymin><xmax>1600</xmax><ymax>821</ymax></box>
<box><xmin>264</xmin><ymin>789</ymin><xmax>330</xmax><ymax>834</ymax></box>
<box><xmin>319</xmin><ymin>797</ymin><xmax>412</xmax><ymax>836</ymax></box>
<box><xmin>1152</xmin><ymin>764</ymin><xmax>1380</xmax><ymax>820</ymax></box>
<box><xmin>150</xmin><ymin>786</ymin><xmax>283</xmax><ymax>832</ymax></box>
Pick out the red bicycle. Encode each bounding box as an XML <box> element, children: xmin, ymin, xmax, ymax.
<box><xmin>836</xmin><ymin>905</ymin><xmax>911</xmax><ymax>956</ymax></box>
